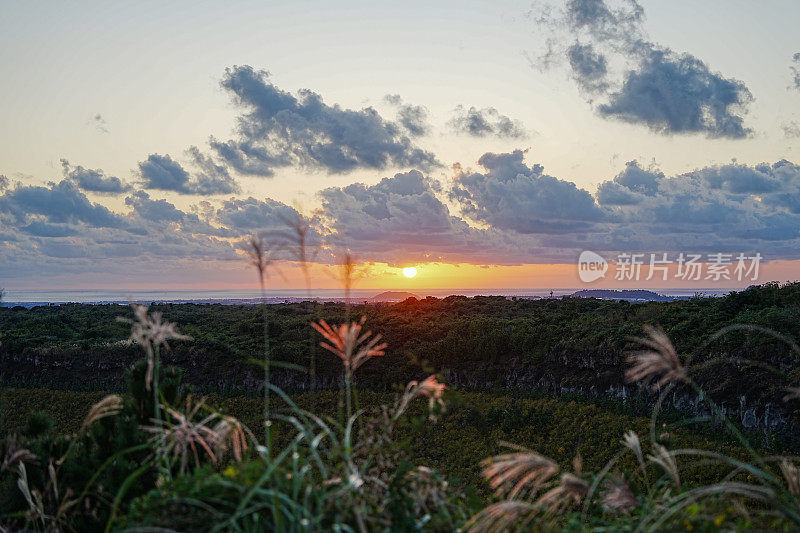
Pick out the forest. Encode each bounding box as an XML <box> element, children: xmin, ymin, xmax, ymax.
<box><xmin>1</xmin><ymin>282</ymin><xmax>799</xmax><ymax>530</ymax></box>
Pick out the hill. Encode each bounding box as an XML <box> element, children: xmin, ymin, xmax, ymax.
<box><xmin>371</xmin><ymin>290</ymin><xmax>419</xmax><ymax>301</ymax></box>
<box><xmin>569</xmin><ymin>288</ymin><xmax>676</xmax><ymax>301</ymax></box>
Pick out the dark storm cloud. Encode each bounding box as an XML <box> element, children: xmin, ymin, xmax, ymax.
<box><xmin>60</xmin><ymin>159</ymin><xmax>132</xmax><ymax>195</ymax></box>
<box><xmin>138</xmin><ymin>151</ymin><xmax>239</xmax><ymax>195</ymax></box>
<box><xmin>211</xmin><ymin>66</ymin><xmax>440</xmax><ymax>177</ymax></box>
<box><xmin>535</xmin><ymin>0</ymin><xmax>754</xmax><ymax>138</ymax></box>
<box><xmin>447</xmin><ymin>106</ymin><xmax>527</xmax><ymax>139</ymax></box>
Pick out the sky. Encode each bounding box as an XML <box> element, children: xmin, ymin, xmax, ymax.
<box><xmin>1</xmin><ymin>0</ymin><xmax>799</xmax><ymax>292</ymax></box>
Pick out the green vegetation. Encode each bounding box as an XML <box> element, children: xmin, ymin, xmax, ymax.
<box><xmin>2</xmin><ymin>283</ymin><xmax>799</xmax><ymax>413</ymax></box>
<box><xmin>1</xmin><ymin>282</ymin><xmax>800</xmax><ymax>530</ymax></box>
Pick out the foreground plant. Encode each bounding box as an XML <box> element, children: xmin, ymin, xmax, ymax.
<box><xmin>124</xmin><ymin>321</ymin><xmax>461</xmax><ymax>532</ymax></box>
<box><xmin>312</xmin><ymin>315</ymin><xmax>387</xmax><ymax>421</ymax></box>
<box><xmin>466</xmin><ymin>325</ymin><xmax>800</xmax><ymax>532</ymax></box>
<box><xmin>7</xmin><ymin>394</ymin><xmax>124</xmax><ymax>532</ymax></box>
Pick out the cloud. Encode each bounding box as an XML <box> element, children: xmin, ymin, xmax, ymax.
<box><xmin>186</xmin><ymin>147</ymin><xmax>240</xmax><ymax>195</ymax></box>
<box><xmin>592</xmin><ymin>159</ymin><xmax>800</xmax><ymax>248</ymax></box>
<box><xmin>138</xmin><ymin>154</ymin><xmax>192</xmax><ymax>192</ymax></box>
<box><xmin>210</xmin><ymin>66</ymin><xmax>439</xmax><ymax>177</ymax></box>
<box><xmin>125</xmin><ymin>190</ymin><xmax>233</xmax><ymax>237</ymax></box>
<box><xmin>318</xmin><ymin>169</ymin><xmax>535</xmax><ymax>264</ymax></box>
<box><xmin>215</xmin><ymin>196</ymin><xmax>300</xmax><ymax>232</ymax></box>
<box><xmin>89</xmin><ymin>113</ymin><xmax>108</xmax><ymax>133</ymax></box>
<box><xmin>60</xmin><ymin>159</ymin><xmax>132</xmax><ymax>195</ymax></box>
<box><xmin>567</xmin><ymin>42</ymin><xmax>609</xmax><ymax>93</ymax></box>
<box><xmin>138</xmin><ymin>151</ymin><xmax>239</xmax><ymax>195</ymax></box>
<box><xmin>0</xmin><ymin>180</ymin><xmax>125</xmax><ymax>228</ymax></box>
<box><xmin>597</xmin><ymin>49</ymin><xmax>752</xmax><ymax>138</ymax></box>
<box><xmin>383</xmin><ymin>94</ymin><xmax>430</xmax><ymax>136</ymax></box>
<box><xmin>443</xmin><ymin>150</ymin><xmax>800</xmax><ymax>259</ymax></box>
<box><xmin>784</xmin><ymin>121</ymin><xmax>800</xmax><ymax>138</ymax></box>
<box><xmin>0</xmin><ymin>175</ymin><xmax>7</xmax><ymax>192</ymax></box>
<box><xmin>449</xmin><ymin>149</ymin><xmax>607</xmax><ymax>234</ymax></box>
<box><xmin>20</xmin><ymin>221</ymin><xmax>80</xmax><ymax>238</ymax></box>
<box><xmin>447</xmin><ymin>106</ymin><xmax>527</xmax><ymax>138</ymax></box>
<box><xmin>534</xmin><ymin>0</ymin><xmax>753</xmax><ymax>138</ymax></box>
<box><xmin>595</xmin><ymin>161</ymin><xmax>661</xmax><ymax>206</ymax></box>
<box><xmin>792</xmin><ymin>53</ymin><xmax>800</xmax><ymax>90</ymax></box>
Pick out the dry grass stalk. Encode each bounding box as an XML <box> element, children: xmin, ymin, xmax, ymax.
<box><xmin>143</xmin><ymin>398</ymin><xmax>251</xmax><ymax>472</ymax></box>
<box><xmin>81</xmin><ymin>394</ymin><xmax>123</xmax><ymax>430</ymax></box>
<box><xmin>481</xmin><ymin>442</ymin><xmax>560</xmax><ymax>499</ymax></box>
<box><xmin>781</xmin><ymin>460</ymin><xmax>800</xmax><ymax>496</ymax></box>
<box><xmin>143</xmin><ymin>399</ymin><xmax>222</xmax><ymax>473</ymax></box>
<box><xmin>537</xmin><ymin>473</ymin><xmax>589</xmax><ymax>514</ymax></box>
<box><xmin>465</xmin><ymin>500</ymin><xmax>538</xmax><ymax>533</ymax></box>
<box><xmin>245</xmin><ymin>235</ymin><xmax>276</xmax><ymax>290</ymax></box>
<box><xmin>311</xmin><ymin>316</ymin><xmax>387</xmax><ymax>372</ymax></box>
<box><xmin>119</xmin><ymin>304</ymin><xmax>191</xmax><ymax>390</ymax></box>
<box><xmin>626</xmin><ymin>325</ymin><xmax>687</xmax><ymax>389</ymax></box>
<box><xmin>212</xmin><ymin>415</ymin><xmax>250</xmax><ymax>463</ymax></box>
<box><xmin>399</xmin><ymin>375</ymin><xmax>447</xmax><ymax>421</ymax></box>
<box><xmin>649</xmin><ymin>444</ymin><xmax>681</xmax><ymax>490</ymax></box>
<box><xmin>1</xmin><ymin>435</ymin><xmax>36</xmax><ymax>473</ymax></box>
<box><xmin>602</xmin><ymin>477</ymin><xmax>638</xmax><ymax>513</ymax></box>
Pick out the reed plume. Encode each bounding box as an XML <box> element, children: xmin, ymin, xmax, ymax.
<box><xmin>1</xmin><ymin>435</ymin><xmax>36</xmax><ymax>473</ymax></box>
<box><xmin>481</xmin><ymin>442</ymin><xmax>559</xmax><ymax>500</ymax></box>
<box><xmin>81</xmin><ymin>394</ymin><xmax>123</xmax><ymax>430</ymax></box>
<box><xmin>602</xmin><ymin>477</ymin><xmax>638</xmax><ymax>513</ymax></box>
<box><xmin>626</xmin><ymin>325</ymin><xmax>686</xmax><ymax>389</ymax></box>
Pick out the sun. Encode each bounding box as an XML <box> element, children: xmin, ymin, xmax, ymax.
<box><xmin>402</xmin><ymin>266</ymin><xmax>418</xmax><ymax>278</ymax></box>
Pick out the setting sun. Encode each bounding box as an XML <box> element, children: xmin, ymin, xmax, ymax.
<box><xmin>402</xmin><ymin>267</ymin><xmax>418</xmax><ymax>278</ymax></box>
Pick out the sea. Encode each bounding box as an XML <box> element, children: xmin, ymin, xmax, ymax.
<box><xmin>0</xmin><ymin>288</ymin><xmax>735</xmax><ymax>308</ymax></box>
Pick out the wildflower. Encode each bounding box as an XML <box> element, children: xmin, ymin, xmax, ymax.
<box><xmin>481</xmin><ymin>443</ymin><xmax>559</xmax><ymax>499</ymax></box>
<box><xmin>602</xmin><ymin>477</ymin><xmax>638</xmax><ymax>513</ymax></box>
<box><xmin>1</xmin><ymin>435</ymin><xmax>36</xmax><ymax>472</ymax></box>
<box><xmin>119</xmin><ymin>303</ymin><xmax>191</xmax><ymax>390</ymax></box>
<box><xmin>81</xmin><ymin>394</ymin><xmax>123</xmax><ymax>430</ymax></box>
<box><xmin>626</xmin><ymin>325</ymin><xmax>686</xmax><ymax>389</ymax></box>
<box><xmin>311</xmin><ymin>316</ymin><xmax>387</xmax><ymax>372</ymax></box>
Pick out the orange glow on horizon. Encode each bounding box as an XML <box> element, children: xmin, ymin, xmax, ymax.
<box><xmin>15</xmin><ymin>258</ymin><xmax>800</xmax><ymax>293</ymax></box>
